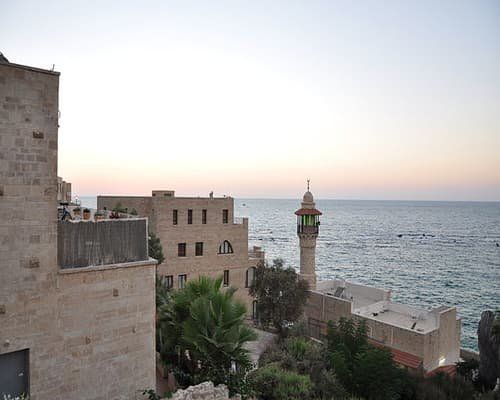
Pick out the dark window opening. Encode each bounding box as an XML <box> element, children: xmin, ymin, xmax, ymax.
<box><xmin>173</xmin><ymin>209</ymin><xmax>178</xmax><ymax>225</ymax></box>
<box><xmin>218</xmin><ymin>240</ymin><xmax>233</xmax><ymax>254</ymax></box>
<box><xmin>0</xmin><ymin>349</ymin><xmax>29</xmax><ymax>397</ymax></box>
<box><xmin>222</xmin><ymin>209</ymin><xmax>229</xmax><ymax>224</ymax></box>
<box><xmin>165</xmin><ymin>275</ymin><xmax>174</xmax><ymax>289</ymax></box>
<box><xmin>178</xmin><ymin>243</ymin><xmax>186</xmax><ymax>257</ymax></box>
<box><xmin>202</xmin><ymin>209</ymin><xmax>207</xmax><ymax>224</ymax></box>
<box><xmin>246</xmin><ymin>267</ymin><xmax>256</xmax><ymax>288</ymax></box>
<box><xmin>195</xmin><ymin>242</ymin><xmax>203</xmax><ymax>256</ymax></box>
<box><xmin>188</xmin><ymin>209</ymin><xmax>193</xmax><ymax>224</ymax></box>
<box><xmin>223</xmin><ymin>270</ymin><xmax>229</xmax><ymax>286</ymax></box>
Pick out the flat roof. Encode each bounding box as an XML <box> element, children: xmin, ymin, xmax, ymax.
<box><xmin>354</xmin><ymin>301</ymin><xmax>439</xmax><ymax>333</ymax></box>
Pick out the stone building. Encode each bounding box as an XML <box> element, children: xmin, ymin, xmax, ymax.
<box><xmin>0</xmin><ymin>58</ymin><xmax>156</xmax><ymax>398</ymax></box>
<box><xmin>98</xmin><ymin>192</ymin><xmax>264</xmax><ymax>313</ymax></box>
<box><xmin>297</xmin><ymin>187</ymin><xmax>461</xmax><ymax>374</ymax></box>
<box><xmin>56</xmin><ymin>176</ymin><xmax>71</xmax><ymax>204</ymax></box>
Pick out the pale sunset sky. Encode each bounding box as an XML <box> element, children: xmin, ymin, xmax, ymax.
<box><xmin>2</xmin><ymin>1</ymin><xmax>499</xmax><ymax>200</ymax></box>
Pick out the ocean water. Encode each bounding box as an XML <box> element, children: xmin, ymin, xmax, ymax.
<box><xmin>235</xmin><ymin>199</ymin><xmax>500</xmax><ymax>351</ymax></box>
<box><xmin>79</xmin><ymin>196</ymin><xmax>499</xmax><ymax>351</ymax></box>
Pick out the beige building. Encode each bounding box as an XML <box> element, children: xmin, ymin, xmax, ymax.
<box><xmin>0</xmin><ymin>58</ymin><xmax>156</xmax><ymax>398</ymax></box>
<box><xmin>57</xmin><ymin>176</ymin><xmax>71</xmax><ymax>204</ymax></box>
<box><xmin>98</xmin><ymin>192</ymin><xmax>264</xmax><ymax>313</ymax></box>
<box><xmin>295</xmin><ymin>187</ymin><xmax>461</xmax><ymax>374</ymax></box>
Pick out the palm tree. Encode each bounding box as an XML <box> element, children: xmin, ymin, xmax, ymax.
<box><xmin>157</xmin><ymin>276</ymin><xmax>257</xmax><ymax>393</ymax></box>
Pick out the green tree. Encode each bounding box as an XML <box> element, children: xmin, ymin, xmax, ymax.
<box><xmin>249</xmin><ymin>258</ymin><xmax>309</xmax><ymax>335</ymax></box>
<box><xmin>353</xmin><ymin>347</ymin><xmax>401</xmax><ymax>400</ymax></box>
<box><xmin>149</xmin><ymin>232</ymin><xmax>165</xmax><ymax>265</ymax></box>
<box><xmin>157</xmin><ymin>276</ymin><xmax>257</xmax><ymax>396</ymax></box>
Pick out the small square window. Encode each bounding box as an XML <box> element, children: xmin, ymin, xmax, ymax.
<box><xmin>222</xmin><ymin>209</ymin><xmax>229</xmax><ymax>224</ymax></box>
<box><xmin>188</xmin><ymin>209</ymin><xmax>193</xmax><ymax>224</ymax></box>
<box><xmin>173</xmin><ymin>209</ymin><xmax>178</xmax><ymax>225</ymax></box>
<box><xmin>178</xmin><ymin>243</ymin><xmax>186</xmax><ymax>257</ymax></box>
<box><xmin>202</xmin><ymin>209</ymin><xmax>207</xmax><ymax>224</ymax></box>
<box><xmin>223</xmin><ymin>270</ymin><xmax>229</xmax><ymax>286</ymax></box>
<box><xmin>178</xmin><ymin>274</ymin><xmax>187</xmax><ymax>289</ymax></box>
<box><xmin>195</xmin><ymin>242</ymin><xmax>203</xmax><ymax>256</ymax></box>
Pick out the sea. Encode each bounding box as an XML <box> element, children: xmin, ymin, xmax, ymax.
<box><xmin>79</xmin><ymin>196</ymin><xmax>500</xmax><ymax>351</ymax></box>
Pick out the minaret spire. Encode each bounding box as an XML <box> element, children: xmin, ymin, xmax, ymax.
<box><xmin>294</xmin><ymin>184</ymin><xmax>321</xmax><ymax>289</ymax></box>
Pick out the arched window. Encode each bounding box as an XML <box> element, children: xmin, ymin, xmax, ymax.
<box><xmin>252</xmin><ymin>300</ymin><xmax>258</xmax><ymax>320</ymax></box>
<box><xmin>246</xmin><ymin>267</ymin><xmax>256</xmax><ymax>288</ymax></box>
<box><xmin>218</xmin><ymin>240</ymin><xmax>233</xmax><ymax>254</ymax></box>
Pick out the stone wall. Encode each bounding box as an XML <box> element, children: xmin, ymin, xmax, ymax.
<box><xmin>98</xmin><ymin>193</ymin><xmax>258</xmax><ymax>312</ymax></box>
<box><xmin>169</xmin><ymin>382</ymin><xmax>234</xmax><ymax>400</ymax></box>
<box><xmin>0</xmin><ymin>61</ymin><xmax>156</xmax><ymax>399</ymax></box>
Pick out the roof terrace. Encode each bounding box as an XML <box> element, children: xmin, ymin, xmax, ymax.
<box><xmin>354</xmin><ymin>301</ymin><xmax>441</xmax><ymax>334</ymax></box>
<box><xmin>316</xmin><ymin>279</ymin><xmax>391</xmax><ymax>309</ymax></box>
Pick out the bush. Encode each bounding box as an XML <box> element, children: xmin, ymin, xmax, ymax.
<box><xmin>249</xmin><ymin>363</ymin><xmax>312</xmax><ymax>400</ymax></box>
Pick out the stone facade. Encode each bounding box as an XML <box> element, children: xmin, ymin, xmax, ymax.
<box><xmin>57</xmin><ymin>176</ymin><xmax>71</xmax><ymax>203</ymax></box>
<box><xmin>305</xmin><ymin>281</ymin><xmax>461</xmax><ymax>373</ymax></box>
<box><xmin>98</xmin><ymin>192</ymin><xmax>264</xmax><ymax>312</ymax></box>
<box><xmin>169</xmin><ymin>382</ymin><xmax>234</xmax><ymax>400</ymax></box>
<box><xmin>0</xmin><ymin>61</ymin><xmax>156</xmax><ymax>399</ymax></box>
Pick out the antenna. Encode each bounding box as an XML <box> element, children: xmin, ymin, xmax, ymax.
<box><xmin>307</xmin><ymin>179</ymin><xmax>310</xmax><ymax>191</ymax></box>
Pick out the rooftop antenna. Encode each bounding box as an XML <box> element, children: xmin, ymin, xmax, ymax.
<box><xmin>307</xmin><ymin>179</ymin><xmax>310</xmax><ymax>191</ymax></box>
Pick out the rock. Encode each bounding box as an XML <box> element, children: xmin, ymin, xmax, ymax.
<box><xmin>478</xmin><ymin>310</ymin><xmax>500</xmax><ymax>388</ymax></box>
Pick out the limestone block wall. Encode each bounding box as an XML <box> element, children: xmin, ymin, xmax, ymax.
<box><xmin>97</xmin><ymin>195</ymin><xmax>153</xmax><ymax>220</ymax></box>
<box><xmin>170</xmin><ymin>382</ymin><xmax>234</xmax><ymax>400</ymax></box>
<box><xmin>98</xmin><ymin>194</ymin><xmax>255</xmax><ymax>312</ymax></box>
<box><xmin>0</xmin><ymin>62</ymin><xmax>156</xmax><ymax>399</ymax></box>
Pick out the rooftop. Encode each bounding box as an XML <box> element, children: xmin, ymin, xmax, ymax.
<box><xmin>354</xmin><ymin>301</ymin><xmax>439</xmax><ymax>334</ymax></box>
<box><xmin>316</xmin><ymin>279</ymin><xmax>390</xmax><ymax>309</ymax></box>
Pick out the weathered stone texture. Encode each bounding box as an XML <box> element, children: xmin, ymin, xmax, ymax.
<box><xmin>98</xmin><ymin>194</ymin><xmax>263</xmax><ymax>312</ymax></box>
<box><xmin>170</xmin><ymin>382</ymin><xmax>236</xmax><ymax>400</ymax></box>
<box><xmin>0</xmin><ymin>62</ymin><xmax>156</xmax><ymax>399</ymax></box>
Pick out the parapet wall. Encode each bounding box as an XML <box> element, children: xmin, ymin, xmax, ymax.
<box><xmin>58</xmin><ymin>219</ymin><xmax>148</xmax><ymax>268</ymax></box>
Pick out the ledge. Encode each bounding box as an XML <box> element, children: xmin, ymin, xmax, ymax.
<box><xmin>0</xmin><ymin>62</ymin><xmax>60</xmax><ymax>76</ymax></box>
<box><xmin>58</xmin><ymin>258</ymin><xmax>157</xmax><ymax>275</ymax></box>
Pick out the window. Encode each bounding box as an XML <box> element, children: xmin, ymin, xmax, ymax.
<box><xmin>223</xmin><ymin>270</ymin><xmax>229</xmax><ymax>286</ymax></box>
<box><xmin>187</xmin><ymin>209</ymin><xmax>193</xmax><ymax>224</ymax></box>
<box><xmin>222</xmin><ymin>209</ymin><xmax>229</xmax><ymax>224</ymax></box>
<box><xmin>195</xmin><ymin>242</ymin><xmax>204</xmax><ymax>256</ymax></box>
<box><xmin>202</xmin><ymin>209</ymin><xmax>207</xmax><ymax>224</ymax></box>
<box><xmin>246</xmin><ymin>267</ymin><xmax>256</xmax><ymax>288</ymax></box>
<box><xmin>252</xmin><ymin>300</ymin><xmax>258</xmax><ymax>320</ymax></box>
<box><xmin>218</xmin><ymin>240</ymin><xmax>233</xmax><ymax>254</ymax></box>
<box><xmin>178</xmin><ymin>243</ymin><xmax>186</xmax><ymax>257</ymax></box>
<box><xmin>178</xmin><ymin>274</ymin><xmax>187</xmax><ymax>289</ymax></box>
<box><xmin>173</xmin><ymin>209</ymin><xmax>178</xmax><ymax>225</ymax></box>
<box><xmin>165</xmin><ymin>275</ymin><xmax>174</xmax><ymax>289</ymax></box>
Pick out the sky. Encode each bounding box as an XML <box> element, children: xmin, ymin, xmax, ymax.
<box><xmin>1</xmin><ymin>0</ymin><xmax>499</xmax><ymax>200</ymax></box>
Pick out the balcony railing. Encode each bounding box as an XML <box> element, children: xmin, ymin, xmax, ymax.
<box><xmin>297</xmin><ymin>224</ymin><xmax>319</xmax><ymax>234</ymax></box>
<box><xmin>58</xmin><ymin>218</ymin><xmax>148</xmax><ymax>269</ymax></box>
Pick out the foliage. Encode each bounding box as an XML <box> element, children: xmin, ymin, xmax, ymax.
<box><xmin>257</xmin><ymin>335</ymin><xmax>347</xmax><ymax>399</ymax></box>
<box><xmin>156</xmin><ymin>276</ymin><xmax>257</xmax><ymax>397</ymax></box>
<box><xmin>112</xmin><ymin>202</ymin><xmax>128</xmax><ymax>213</ymax></box>
<box><xmin>456</xmin><ymin>358</ymin><xmax>479</xmax><ymax>381</ymax></box>
<box><xmin>492</xmin><ymin>310</ymin><xmax>500</xmax><ymax>338</ymax></box>
<box><xmin>249</xmin><ymin>258</ymin><xmax>309</xmax><ymax>335</ymax></box>
<box><xmin>353</xmin><ymin>347</ymin><xmax>401</xmax><ymax>400</ymax></box>
<box><xmin>248</xmin><ymin>363</ymin><xmax>313</xmax><ymax>400</ymax></box>
<box><xmin>149</xmin><ymin>232</ymin><xmax>165</xmax><ymax>265</ymax></box>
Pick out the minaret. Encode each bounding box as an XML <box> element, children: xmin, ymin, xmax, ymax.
<box><xmin>295</xmin><ymin>180</ymin><xmax>322</xmax><ymax>289</ymax></box>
